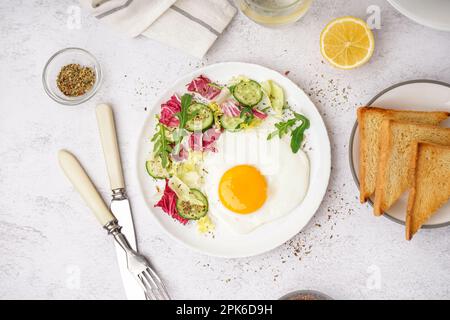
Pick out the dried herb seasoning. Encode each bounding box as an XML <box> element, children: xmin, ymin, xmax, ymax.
<box><xmin>56</xmin><ymin>63</ymin><xmax>95</xmax><ymax>97</ymax></box>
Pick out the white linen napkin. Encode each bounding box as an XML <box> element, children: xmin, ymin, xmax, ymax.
<box><xmin>80</xmin><ymin>0</ymin><xmax>236</xmax><ymax>58</ymax></box>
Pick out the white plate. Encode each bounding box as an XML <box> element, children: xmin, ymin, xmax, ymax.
<box><xmin>387</xmin><ymin>0</ymin><xmax>450</xmax><ymax>32</ymax></box>
<box><xmin>136</xmin><ymin>62</ymin><xmax>331</xmax><ymax>258</ymax></box>
<box><xmin>350</xmin><ymin>80</ymin><xmax>450</xmax><ymax>228</ymax></box>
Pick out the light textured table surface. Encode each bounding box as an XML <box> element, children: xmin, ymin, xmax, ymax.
<box><xmin>1</xmin><ymin>0</ymin><xmax>449</xmax><ymax>300</ymax></box>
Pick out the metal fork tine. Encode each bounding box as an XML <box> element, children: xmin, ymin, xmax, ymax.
<box><xmin>108</xmin><ymin>227</ymin><xmax>170</xmax><ymax>300</ymax></box>
<box><xmin>137</xmin><ymin>274</ymin><xmax>153</xmax><ymax>300</ymax></box>
<box><xmin>141</xmin><ymin>271</ymin><xmax>161</xmax><ymax>300</ymax></box>
<box><xmin>143</xmin><ymin>270</ymin><xmax>168</xmax><ymax>300</ymax></box>
<box><xmin>145</xmin><ymin>267</ymin><xmax>171</xmax><ymax>300</ymax></box>
<box><xmin>138</xmin><ymin>274</ymin><xmax>157</xmax><ymax>300</ymax></box>
<box><xmin>140</xmin><ymin>271</ymin><xmax>164</xmax><ymax>300</ymax></box>
<box><xmin>147</xmin><ymin>267</ymin><xmax>163</xmax><ymax>283</ymax></box>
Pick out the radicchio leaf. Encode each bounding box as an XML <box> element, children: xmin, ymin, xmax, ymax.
<box><xmin>171</xmin><ymin>143</ymin><xmax>189</xmax><ymax>162</ymax></box>
<box><xmin>253</xmin><ymin>108</ymin><xmax>268</xmax><ymax>120</ymax></box>
<box><xmin>188</xmin><ymin>128</ymin><xmax>221</xmax><ymax>152</ymax></box>
<box><xmin>154</xmin><ymin>180</ymin><xmax>188</xmax><ymax>224</ymax></box>
<box><xmin>187</xmin><ymin>75</ymin><xmax>221</xmax><ymax>100</ymax></box>
<box><xmin>159</xmin><ymin>95</ymin><xmax>181</xmax><ymax>127</ymax></box>
<box><xmin>220</xmin><ymin>99</ymin><xmax>241</xmax><ymax>117</ymax></box>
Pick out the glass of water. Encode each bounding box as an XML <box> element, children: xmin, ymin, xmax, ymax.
<box><xmin>235</xmin><ymin>0</ymin><xmax>313</xmax><ymax>27</ymax></box>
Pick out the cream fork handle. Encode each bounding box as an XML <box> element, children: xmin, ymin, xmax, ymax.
<box><xmin>95</xmin><ymin>104</ymin><xmax>125</xmax><ymax>191</ymax></box>
<box><xmin>58</xmin><ymin>150</ymin><xmax>115</xmax><ymax>226</ymax></box>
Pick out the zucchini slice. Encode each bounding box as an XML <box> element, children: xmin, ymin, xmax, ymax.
<box><xmin>176</xmin><ymin>189</ymin><xmax>208</xmax><ymax>220</ymax></box>
<box><xmin>185</xmin><ymin>103</ymin><xmax>214</xmax><ymax>132</ymax></box>
<box><xmin>220</xmin><ymin>115</ymin><xmax>244</xmax><ymax>132</ymax></box>
<box><xmin>145</xmin><ymin>155</ymin><xmax>171</xmax><ymax>179</ymax></box>
<box><xmin>232</xmin><ymin>80</ymin><xmax>263</xmax><ymax>107</ymax></box>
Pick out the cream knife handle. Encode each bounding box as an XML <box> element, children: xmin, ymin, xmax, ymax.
<box><xmin>96</xmin><ymin>104</ymin><xmax>125</xmax><ymax>190</ymax></box>
<box><xmin>58</xmin><ymin>150</ymin><xmax>116</xmax><ymax>226</ymax></box>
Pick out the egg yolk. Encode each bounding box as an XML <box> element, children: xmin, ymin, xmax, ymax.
<box><xmin>218</xmin><ymin>165</ymin><xmax>267</xmax><ymax>214</ymax></box>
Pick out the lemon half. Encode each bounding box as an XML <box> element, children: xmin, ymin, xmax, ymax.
<box><xmin>320</xmin><ymin>16</ymin><xmax>375</xmax><ymax>70</ymax></box>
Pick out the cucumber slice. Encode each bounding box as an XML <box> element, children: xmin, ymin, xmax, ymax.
<box><xmin>145</xmin><ymin>155</ymin><xmax>171</xmax><ymax>179</ymax></box>
<box><xmin>169</xmin><ymin>176</ymin><xmax>204</xmax><ymax>206</ymax></box>
<box><xmin>232</xmin><ymin>80</ymin><xmax>263</xmax><ymax>107</ymax></box>
<box><xmin>269</xmin><ymin>80</ymin><xmax>284</xmax><ymax>116</ymax></box>
<box><xmin>176</xmin><ymin>189</ymin><xmax>208</xmax><ymax>220</ymax></box>
<box><xmin>260</xmin><ymin>81</ymin><xmax>271</xmax><ymax>97</ymax></box>
<box><xmin>185</xmin><ymin>103</ymin><xmax>214</xmax><ymax>132</ymax></box>
<box><xmin>220</xmin><ymin>115</ymin><xmax>244</xmax><ymax>132</ymax></box>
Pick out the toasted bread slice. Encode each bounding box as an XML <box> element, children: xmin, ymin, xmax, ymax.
<box><xmin>405</xmin><ymin>142</ymin><xmax>450</xmax><ymax>240</ymax></box>
<box><xmin>357</xmin><ymin>107</ymin><xmax>449</xmax><ymax>203</ymax></box>
<box><xmin>374</xmin><ymin>120</ymin><xmax>450</xmax><ymax>215</ymax></box>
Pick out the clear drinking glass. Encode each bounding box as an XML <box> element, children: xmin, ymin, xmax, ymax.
<box><xmin>235</xmin><ymin>0</ymin><xmax>313</xmax><ymax>27</ymax></box>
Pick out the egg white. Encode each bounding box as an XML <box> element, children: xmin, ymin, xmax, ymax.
<box><xmin>203</xmin><ymin>117</ymin><xmax>310</xmax><ymax>234</ymax></box>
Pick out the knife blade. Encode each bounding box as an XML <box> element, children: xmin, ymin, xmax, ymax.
<box><xmin>110</xmin><ymin>193</ymin><xmax>146</xmax><ymax>300</ymax></box>
<box><xmin>96</xmin><ymin>103</ymin><xmax>147</xmax><ymax>300</ymax></box>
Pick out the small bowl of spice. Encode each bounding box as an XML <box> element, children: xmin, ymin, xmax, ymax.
<box><xmin>279</xmin><ymin>290</ymin><xmax>332</xmax><ymax>300</ymax></box>
<box><xmin>42</xmin><ymin>47</ymin><xmax>101</xmax><ymax>105</ymax></box>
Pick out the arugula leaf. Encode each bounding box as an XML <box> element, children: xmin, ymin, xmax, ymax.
<box><xmin>267</xmin><ymin>131</ymin><xmax>279</xmax><ymax>140</ymax></box>
<box><xmin>172</xmin><ymin>93</ymin><xmax>194</xmax><ymax>154</ymax></box>
<box><xmin>293</xmin><ymin>112</ymin><xmax>310</xmax><ymax>125</ymax></box>
<box><xmin>240</xmin><ymin>106</ymin><xmax>254</xmax><ymax>125</ymax></box>
<box><xmin>267</xmin><ymin>118</ymin><xmax>296</xmax><ymax>140</ymax></box>
<box><xmin>175</xmin><ymin>94</ymin><xmax>193</xmax><ymax>129</ymax></box>
<box><xmin>151</xmin><ymin>123</ymin><xmax>172</xmax><ymax>168</ymax></box>
<box><xmin>266</xmin><ymin>113</ymin><xmax>310</xmax><ymax>153</ymax></box>
<box><xmin>290</xmin><ymin>113</ymin><xmax>310</xmax><ymax>153</ymax></box>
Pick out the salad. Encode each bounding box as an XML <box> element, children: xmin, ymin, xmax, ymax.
<box><xmin>146</xmin><ymin>75</ymin><xmax>310</xmax><ymax>232</ymax></box>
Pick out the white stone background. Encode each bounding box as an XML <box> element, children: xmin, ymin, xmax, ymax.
<box><xmin>0</xmin><ymin>0</ymin><xmax>449</xmax><ymax>300</ymax></box>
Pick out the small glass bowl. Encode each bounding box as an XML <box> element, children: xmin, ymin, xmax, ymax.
<box><xmin>42</xmin><ymin>48</ymin><xmax>102</xmax><ymax>106</ymax></box>
<box><xmin>279</xmin><ymin>290</ymin><xmax>332</xmax><ymax>300</ymax></box>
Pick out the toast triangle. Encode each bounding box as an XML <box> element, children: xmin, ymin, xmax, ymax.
<box><xmin>374</xmin><ymin>120</ymin><xmax>450</xmax><ymax>216</ymax></box>
<box><xmin>357</xmin><ymin>107</ymin><xmax>448</xmax><ymax>203</ymax></box>
<box><xmin>406</xmin><ymin>142</ymin><xmax>450</xmax><ymax>240</ymax></box>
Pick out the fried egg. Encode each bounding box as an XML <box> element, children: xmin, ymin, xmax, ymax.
<box><xmin>203</xmin><ymin>117</ymin><xmax>310</xmax><ymax>234</ymax></box>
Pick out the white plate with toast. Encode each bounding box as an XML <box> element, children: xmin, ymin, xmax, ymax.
<box><xmin>349</xmin><ymin>80</ymin><xmax>450</xmax><ymax>231</ymax></box>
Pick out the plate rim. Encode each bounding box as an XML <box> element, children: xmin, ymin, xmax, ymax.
<box><xmin>387</xmin><ymin>0</ymin><xmax>450</xmax><ymax>32</ymax></box>
<box><xmin>135</xmin><ymin>61</ymin><xmax>331</xmax><ymax>258</ymax></box>
<box><xmin>348</xmin><ymin>79</ymin><xmax>450</xmax><ymax>229</ymax></box>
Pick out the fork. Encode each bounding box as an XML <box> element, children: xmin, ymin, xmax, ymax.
<box><xmin>105</xmin><ymin>220</ymin><xmax>170</xmax><ymax>300</ymax></box>
<box><xmin>58</xmin><ymin>150</ymin><xmax>170</xmax><ymax>300</ymax></box>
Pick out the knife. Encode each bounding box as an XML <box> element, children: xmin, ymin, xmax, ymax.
<box><xmin>95</xmin><ymin>103</ymin><xmax>147</xmax><ymax>300</ymax></box>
